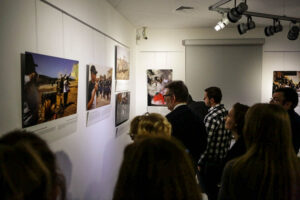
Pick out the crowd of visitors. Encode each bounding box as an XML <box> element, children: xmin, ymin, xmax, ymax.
<box><xmin>1</xmin><ymin>80</ymin><xmax>299</xmax><ymax>200</ymax></box>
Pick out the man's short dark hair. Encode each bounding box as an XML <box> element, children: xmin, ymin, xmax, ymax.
<box><xmin>164</xmin><ymin>81</ymin><xmax>188</xmax><ymax>103</ymax></box>
<box><xmin>205</xmin><ymin>87</ymin><xmax>222</xmax><ymax>104</ymax></box>
<box><xmin>275</xmin><ymin>87</ymin><xmax>299</xmax><ymax>110</ymax></box>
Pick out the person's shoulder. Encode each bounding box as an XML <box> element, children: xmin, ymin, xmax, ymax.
<box><xmin>224</xmin><ymin>159</ymin><xmax>235</xmax><ymax>173</ymax></box>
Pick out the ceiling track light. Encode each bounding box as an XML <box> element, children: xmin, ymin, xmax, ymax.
<box><xmin>273</xmin><ymin>19</ymin><xmax>283</xmax><ymax>33</ymax></box>
<box><xmin>214</xmin><ymin>14</ymin><xmax>230</xmax><ymax>31</ymax></box>
<box><xmin>287</xmin><ymin>22</ymin><xmax>300</xmax><ymax>40</ymax></box>
<box><xmin>227</xmin><ymin>2</ymin><xmax>248</xmax><ymax>23</ymax></box>
<box><xmin>238</xmin><ymin>15</ymin><xmax>255</xmax><ymax>35</ymax></box>
<box><xmin>209</xmin><ymin>0</ymin><xmax>300</xmax><ymax>40</ymax></box>
<box><xmin>265</xmin><ymin>19</ymin><xmax>283</xmax><ymax>37</ymax></box>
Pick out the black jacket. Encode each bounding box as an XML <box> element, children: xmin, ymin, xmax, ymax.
<box><xmin>166</xmin><ymin>105</ymin><xmax>207</xmax><ymax>163</ymax></box>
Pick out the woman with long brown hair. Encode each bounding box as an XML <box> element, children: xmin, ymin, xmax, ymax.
<box><xmin>0</xmin><ymin>130</ymin><xmax>66</xmax><ymax>200</ymax></box>
<box><xmin>219</xmin><ymin>103</ymin><xmax>300</xmax><ymax>200</ymax></box>
<box><xmin>113</xmin><ymin>136</ymin><xmax>203</xmax><ymax>200</ymax></box>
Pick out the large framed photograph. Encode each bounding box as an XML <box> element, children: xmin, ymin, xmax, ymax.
<box><xmin>115</xmin><ymin>91</ymin><xmax>130</xmax><ymax>126</ymax></box>
<box><xmin>22</xmin><ymin>52</ymin><xmax>79</xmax><ymax>128</ymax></box>
<box><xmin>115</xmin><ymin>46</ymin><xmax>130</xmax><ymax>80</ymax></box>
<box><xmin>273</xmin><ymin>71</ymin><xmax>300</xmax><ymax>95</ymax></box>
<box><xmin>147</xmin><ymin>69</ymin><xmax>172</xmax><ymax>106</ymax></box>
<box><xmin>86</xmin><ymin>64</ymin><xmax>112</xmax><ymax>110</ymax></box>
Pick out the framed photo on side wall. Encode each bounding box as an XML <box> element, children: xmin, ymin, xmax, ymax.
<box><xmin>21</xmin><ymin>52</ymin><xmax>79</xmax><ymax>128</ymax></box>
<box><xmin>115</xmin><ymin>91</ymin><xmax>130</xmax><ymax>126</ymax></box>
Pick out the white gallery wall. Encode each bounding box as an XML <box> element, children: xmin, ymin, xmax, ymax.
<box><xmin>135</xmin><ymin>27</ymin><xmax>300</xmax><ymax>114</ymax></box>
<box><xmin>1</xmin><ymin>1</ymin><xmax>300</xmax><ymax>200</ymax></box>
<box><xmin>0</xmin><ymin>0</ymin><xmax>135</xmax><ymax>199</ymax></box>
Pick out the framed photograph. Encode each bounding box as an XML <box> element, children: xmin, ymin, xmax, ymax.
<box><xmin>115</xmin><ymin>46</ymin><xmax>130</xmax><ymax>80</ymax></box>
<box><xmin>147</xmin><ymin>69</ymin><xmax>172</xmax><ymax>106</ymax></box>
<box><xmin>115</xmin><ymin>91</ymin><xmax>130</xmax><ymax>126</ymax></box>
<box><xmin>86</xmin><ymin>64</ymin><xmax>113</xmax><ymax>110</ymax></box>
<box><xmin>22</xmin><ymin>52</ymin><xmax>79</xmax><ymax>128</ymax></box>
<box><xmin>273</xmin><ymin>71</ymin><xmax>300</xmax><ymax>95</ymax></box>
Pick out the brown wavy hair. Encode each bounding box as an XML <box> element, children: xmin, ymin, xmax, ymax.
<box><xmin>113</xmin><ymin>136</ymin><xmax>202</xmax><ymax>200</ymax></box>
<box><xmin>229</xmin><ymin>103</ymin><xmax>300</xmax><ymax>200</ymax></box>
<box><xmin>0</xmin><ymin>130</ymin><xmax>66</xmax><ymax>200</ymax></box>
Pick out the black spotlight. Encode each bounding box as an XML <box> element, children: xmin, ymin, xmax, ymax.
<box><xmin>238</xmin><ymin>23</ymin><xmax>248</xmax><ymax>34</ymax></box>
<box><xmin>274</xmin><ymin>20</ymin><xmax>283</xmax><ymax>33</ymax></box>
<box><xmin>265</xmin><ymin>19</ymin><xmax>283</xmax><ymax>37</ymax></box>
<box><xmin>265</xmin><ymin>26</ymin><xmax>275</xmax><ymax>36</ymax></box>
<box><xmin>238</xmin><ymin>16</ymin><xmax>255</xmax><ymax>35</ymax></box>
<box><xmin>287</xmin><ymin>25</ymin><xmax>299</xmax><ymax>40</ymax></box>
<box><xmin>247</xmin><ymin>16</ymin><xmax>256</xmax><ymax>30</ymax></box>
<box><xmin>227</xmin><ymin>2</ymin><xmax>248</xmax><ymax>23</ymax></box>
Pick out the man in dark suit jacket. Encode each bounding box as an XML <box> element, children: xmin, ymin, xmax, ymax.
<box><xmin>164</xmin><ymin>81</ymin><xmax>207</xmax><ymax>164</ymax></box>
<box><xmin>270</xmin><ymin>87</ymin><xmax>300</xmax><ymax>154</ymax></box>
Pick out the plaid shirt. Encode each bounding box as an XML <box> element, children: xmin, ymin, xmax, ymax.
<box><xmin>198</xmin><ymin>104</ymin><xmax>231</xmax><ymax>165</ymax></box>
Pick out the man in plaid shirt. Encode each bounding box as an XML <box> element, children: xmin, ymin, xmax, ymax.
<box><xmin>198</xmin><ymin>86</ymin><xmax>231</xmax><ymax>200</ymax></box>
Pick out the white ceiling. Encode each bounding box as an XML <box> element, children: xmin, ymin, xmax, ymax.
<box><xmin>107</xmin><ymin>0</ymin><xmax>300</xmax><ymax>28</ymax></box>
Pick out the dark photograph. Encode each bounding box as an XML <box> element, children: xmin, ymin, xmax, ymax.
<box><xmin>115</xmin><ymin>92</ymin><xmax>130</xmax><ymax>126</ymax></box>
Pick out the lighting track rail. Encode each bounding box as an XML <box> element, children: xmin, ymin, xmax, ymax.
<box><xmin>209</xmin><ymin>0</ymin><xmax>300</xmax><ymax>40</ymax></box>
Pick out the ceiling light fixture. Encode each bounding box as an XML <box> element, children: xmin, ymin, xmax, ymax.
<box><xmin>227</xmin><ymin>2</ymin><xmax>248</xmax><ymax>23</ymax></box>
<box><xmin>209</xmin><ymin>0</ymin><xmax>300</xmax><ymax>40</ymax></box>
<box><xmin>215</xmin><ymin>15</ymin><xmax>230</xmax><ymax>31</ymax></box>
<box><xmin>287</xmin><ymin>23</ymin><xmax>300</xmax><ymax>40</ymax></box>
<box><xmin>265</xmin><ymin>19</ymin><xmax>283</xmax><ymax>37</ymax></box>
<box><xmin>238</xmin><ymin>16</ymin><xmax>255</xmax><ymax>35</ymax></box>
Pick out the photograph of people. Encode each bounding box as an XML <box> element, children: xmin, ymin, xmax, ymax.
<box><xmin>87</xmin><ymin>64</ymin><xmax>112</xmax><ymax>110</ymax></box>
<box><xmin>147</xmin><ymin>69</ymin><xmax>172</xmax><ymax>106</ymax></box>
<box><xmin>22</xmin><ymin>52</ymin><xmax>78</xmax><ymax>128</ymax></box>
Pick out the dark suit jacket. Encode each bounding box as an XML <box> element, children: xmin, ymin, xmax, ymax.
<box><xmin>289</xmin><ymin>110</ymin><xmax>300</xmax><ymax>153</ymax></box>
<box><xmin>187</xmin><ymin>100</ymin><xmax>209</xmax><ymax>123</ymax></box>
<box><xmin>166</xmin><ymin>105</ymin><xmax>207</xmax><ymax>163</ymax></box>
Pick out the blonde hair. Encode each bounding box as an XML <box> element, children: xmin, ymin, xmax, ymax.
<box><xmin>129</xmin><ymin>113</ymin><xmax>171</xmax><ymax>140</ymax></box>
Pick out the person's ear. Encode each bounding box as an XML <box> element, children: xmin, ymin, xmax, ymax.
<box><xmin>172</xmin><ymin>94</ymin><xmax>176</xmax><ymax>103</ymax></box>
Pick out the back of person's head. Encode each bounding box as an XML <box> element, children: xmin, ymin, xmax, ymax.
<box><xmin>0</xmin><ymin>130</ymin><xmax>66</xmax><ymax>200</ymax></box>
<box><xmin>232</xmin><ymin>103</ymin><xmax>300</xmax><ymax>200</ymax></box>
<box><xmin>164</xmin><ymin>80</ymin><xmax>189</xmax><ymax>103</ymax></box>
<box><xmin>187</xmin><ymin>94</ymin><xmax>194</xmax><ymax>104</ymax></box>
<box><xmin>129</xmin><ymin>113</ymin><xmax>171</xmax><ymax>141</ymax></box>
<box><xmin>113</xmin><ymin>136</ymin><xmax>202</xmax><ymax>200</ymax></box>
<box><xmin>232</xmin><ymin>103</ymin><xmax>249</xmax><ymax>136</ymax></box>
<box><xmin>205</xmin><ymin>87</ymin><xmax>222</xmax><ymax>104</ymax></box>
<box><xmin>275</xmin><ymin>87</ymin><xmax>299</xmax><ymax>110</ymax></box>
<box><xmin>243</xmin><ymin>103</ymin><xmax>294</xmax><ymax>154</ymax></box>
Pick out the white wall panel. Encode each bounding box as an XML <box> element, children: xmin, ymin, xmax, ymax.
<box><xmin>36</xmin><ymin>0</ymin><xmax>64</xmax><ymax>56</ymax></box>
<box><xmin>0</xmin><ymin>0</ymin><xmax>37</xmax><ymax>133</ymax></box>
<box><xmin>0</xmin><ymin>1</ymin><xmax>135</xmax><ymax>200</ymax></box>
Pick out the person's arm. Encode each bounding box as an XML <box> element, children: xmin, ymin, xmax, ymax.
<box><xmin>87</xmin><ymin>84</ymin><xmax>98</xmax><ymax>109</ymax></box>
